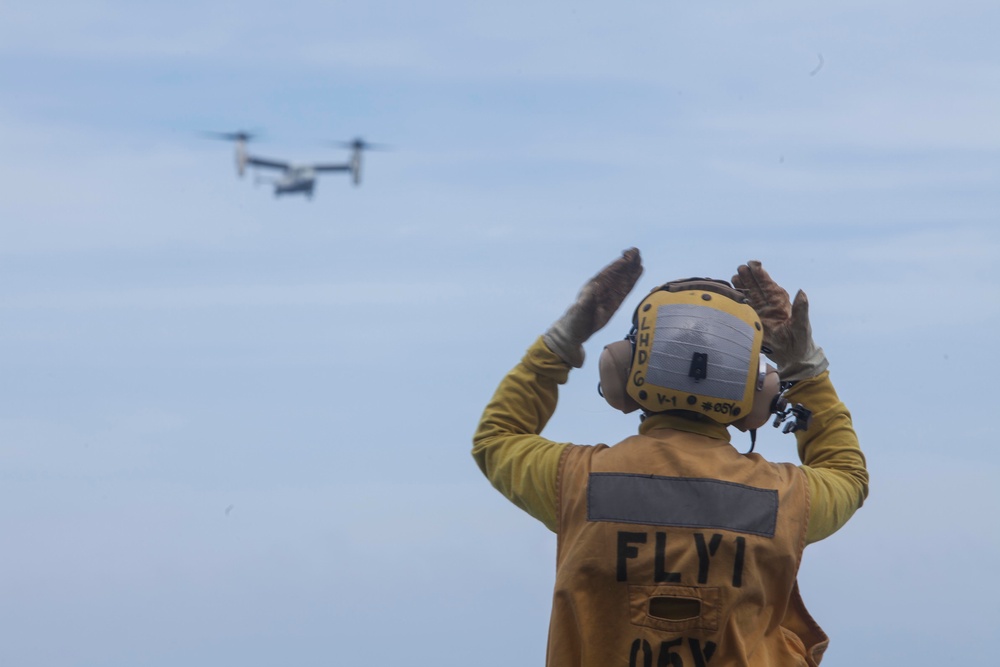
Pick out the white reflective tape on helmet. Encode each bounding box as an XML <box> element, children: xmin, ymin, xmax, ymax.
<box><xmin>625</xmin><ymin>283</ymin><xmax>764</xmax><ymax>424</ymax></box>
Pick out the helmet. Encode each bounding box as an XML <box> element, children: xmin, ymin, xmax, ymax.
<box><xmin>598</xmin><ymin>278</ymin><xmax>778</xmax><ymax>429</ymax></box>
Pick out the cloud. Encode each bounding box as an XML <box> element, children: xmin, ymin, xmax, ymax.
<box><xmin>0</xmin><ymin>280</ymin><xmax>469</xmax><ymax>310</ymax></box>
<box><xmin>0</xmin><ymin>411</ymin><xmax>171</xmax><ymax>476</ymax></box>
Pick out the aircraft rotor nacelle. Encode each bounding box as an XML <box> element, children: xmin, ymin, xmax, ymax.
<box><xmin>236</xmin><ymin>139</ymin><xmax>248</xmax><ymax>178</ymax></box>
<box><xmin>350</xmin><ymin>149</ymin><xmax>362</xmax><ymax>186</ymax></box>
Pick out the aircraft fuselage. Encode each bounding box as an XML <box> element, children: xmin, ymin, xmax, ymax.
<box><xmin>274</xmin><ymin>166</ymin><xmax>317</xmax><ymax>198</ymax></box>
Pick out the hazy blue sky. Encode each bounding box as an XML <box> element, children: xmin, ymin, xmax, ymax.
<box><xmin>1</xmin><ymin>1</ymin><xmax>998</xmax><ymax>665</ymax></box>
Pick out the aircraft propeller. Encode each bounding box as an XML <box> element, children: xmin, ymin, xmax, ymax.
<box><xmin>332</xmin><ymin>137</ymin><xmax>390</xmax><ymax>152</ymax></box>
<box><xmin>202</xmin><ymin>130</ymin><xmax>258</xmax><ymax>143</ymax></box>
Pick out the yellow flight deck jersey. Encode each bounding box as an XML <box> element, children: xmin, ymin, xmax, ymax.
<box><xmin>473</xmin><ymin>337</ymin><xmax>868</xmax><ymax>666</ymax></box>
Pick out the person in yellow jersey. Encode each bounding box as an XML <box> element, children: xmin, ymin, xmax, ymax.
<box><xmin>472</xmin><ymin>248</ymin><xmax>868</xmax><ymax>667</ymax></box>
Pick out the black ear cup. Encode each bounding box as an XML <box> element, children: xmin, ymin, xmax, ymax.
<box><xmin>598</xmin><ymin>340</ymin><xmax>642</xmax><ymax>414</ymax></box>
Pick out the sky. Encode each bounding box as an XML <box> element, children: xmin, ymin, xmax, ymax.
<box><xmin>1</xmin><ymin>1</ymin><xmax>998</xmax><ymax>664</ymax></box>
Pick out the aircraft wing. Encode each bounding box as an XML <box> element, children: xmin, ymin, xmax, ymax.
<box><xmin>313</xmin><ymin>162</ymin><xmax>351</xmax><ymax>173</ymax></box>
<box><xmin>245</xmin><ymin>155</ymin><xmax>291</xmax><ymax>171</ymax></box>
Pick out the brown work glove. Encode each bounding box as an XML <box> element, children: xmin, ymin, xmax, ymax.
<box><xmin>543</xmin><ymin>248</ymin><xmax>643</xmax><ymax>367</ymax></box>
<box><xmin>732</xmin><ymin>260</ymin><xmax>829</xmax><ymax>382</ymax></box>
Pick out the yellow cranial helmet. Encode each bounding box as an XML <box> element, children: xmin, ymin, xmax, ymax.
<box><xmin>622</xmin><ymin>278</ymin><xmax>765</xmax><ymax>424</ymax></box>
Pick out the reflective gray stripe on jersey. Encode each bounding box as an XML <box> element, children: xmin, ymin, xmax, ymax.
<box><xmin>587</xmin><ymin>473</ymin><xmax>778</xmax><ymax>537</ymax></box>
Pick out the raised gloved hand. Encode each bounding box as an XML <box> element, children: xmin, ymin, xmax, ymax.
<box><xmin>543</xmin><ymin>248</ymin><xmax>643</xmax><ymax>367</ymax></box>
<box><xmin>731</xmin><ymin>260</ymin><xmax>828</xmax><ymax>382</ymax></box>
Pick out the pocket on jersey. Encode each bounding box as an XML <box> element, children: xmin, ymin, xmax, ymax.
<box><xmin>628</xmin><ymin>584</ymin><xmax>721</xmax><ymax>632</ymax></box>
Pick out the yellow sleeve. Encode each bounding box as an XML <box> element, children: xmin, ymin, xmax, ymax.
<box><xmin>786</xmin><ymin>371</ymin><xmax>870</xmax><ymax>544</ymax></box>
<box><xmin>471</xmin><ymin>337</ymin><xmax>573</xmax><ymax>532</ymax></box>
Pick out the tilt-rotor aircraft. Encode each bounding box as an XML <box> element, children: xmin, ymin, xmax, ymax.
<box><xmin>206</xmin><ymin>131</ymin><xmax>384</xmax><ymax>200</ymax></box>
